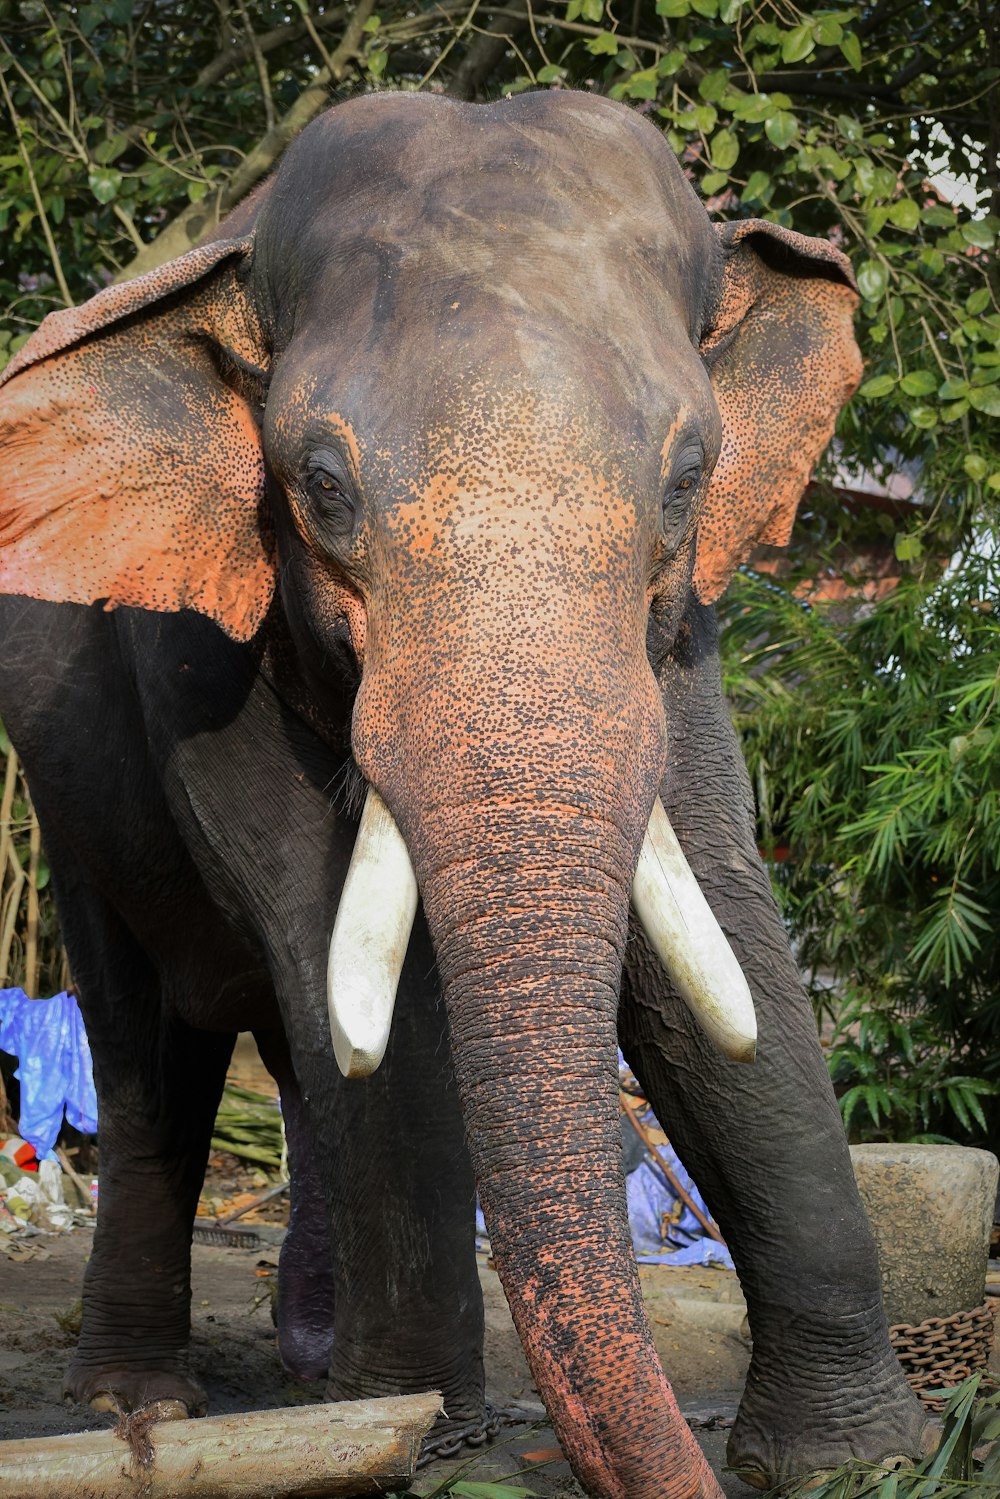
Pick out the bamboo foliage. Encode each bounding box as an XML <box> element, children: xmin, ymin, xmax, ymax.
<box><xmin>0</xmin><ymin>735</ymin><xmax>67</xmax><ymax>999</ymax></box>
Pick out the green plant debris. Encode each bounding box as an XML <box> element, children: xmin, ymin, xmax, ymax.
<box><xmin>211</xmin><ymin>1084</ymin><xmax>284</xmax><ymax>1173</ymax></box>
<box><xmin>769</xmin><ymin>1375</ymin><xmax>1000</xmax><ymax>1498</ymax></box>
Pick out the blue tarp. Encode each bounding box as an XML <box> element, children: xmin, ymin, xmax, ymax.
<box><xmin>474</xmin><ymin>1057</ymin><xmax>733</xmax><ymax>1268</ymax></box>
<box><xmin>624</xmin><ymin>1120</ymin><xmax>733</xmax><ymax>1268</ymax></box>
<box><xmin>0</xmin><ymin>989</ymin><xmax>97</xmax><ymax>1158</ymax></box>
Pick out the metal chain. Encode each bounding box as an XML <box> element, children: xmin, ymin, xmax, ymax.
<box><xmin>416</xmin><ymin>1404</ymin><xmax>509</xmax><ymax>1467</ymax></box>
<box><xmin>415</xmin><ymin>1305</ymin><xmax>994</xmax><ymax>1466</ymax></box>
<box><xmin>889</xmin><ymin>1299</ymin><xmax>996</xmax><ymax>1411</ymax></box>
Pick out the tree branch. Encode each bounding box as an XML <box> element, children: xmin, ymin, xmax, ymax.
<box><xmin>192</xmin><ymin>4</ymin><xmax>348</xmax><ymax>92</ymax></box>
<box><xmin>447</xmin><ymin>0</ymin><xmax>529</xmax><ymax>99</ymax></box>
<box><xmin>0</xmin><ymin>68</ymin><xmax>73</xmax><ymax>305</ymax></box>
<box><xmin>120</xmin><ymin>0</ymin><xmax>378</xmax><ymax>279</ymax></box>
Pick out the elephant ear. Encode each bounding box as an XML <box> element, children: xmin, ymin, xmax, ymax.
<box><xmin>0</xmin><ymin>238</ymin><xmax>274</xmax><ymax>641</ymax></box>
<box><xmin>693</xmin><ymin>220</ymin><xmax>862</xmax><ymax>604</ymax></box>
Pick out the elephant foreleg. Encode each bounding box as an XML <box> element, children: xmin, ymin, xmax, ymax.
<box><xmin>271</xmin><ymin>913</ymin><xmax>487</xmax><ymax>1435</ymax></box>
<box><xmin>254</xmin><ymin>1025</ymin><xmax>336</xmax><ymax>1381</ymax></box>
<box><xmin>58</xmin><ymin>885</ymin><xmax>233</xmax><ymax>1417</ymax></box>
<box><xmin>619</xmin><ymin>600</ymin><xmax>926</xmax><ymax>1487</ymax></box>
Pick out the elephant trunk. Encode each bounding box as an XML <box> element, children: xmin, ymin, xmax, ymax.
<box><xmin>382</xmin><ymin>774</ymin><xmax>722</xmax><ymax>1499</ymax></box>
<box><xmin>344</xmin><ymin>448</ymin><xmax>726</xmax><ymax>1492</ymax></box>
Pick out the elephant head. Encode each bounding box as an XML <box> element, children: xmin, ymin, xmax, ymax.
<box><xmin>0</xmin><ymin>91</ymin><xmax>860</xmax><ymax>1499</ymax></box>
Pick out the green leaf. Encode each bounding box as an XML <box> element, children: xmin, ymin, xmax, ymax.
<box><xmin>701</xmin><ymin>171</ymin><xmax>729</xmax><ymax>194</ymax></box>
<box><xmin>79</xmin><ymin>4</ymin><xmax>104</xmax><ymax>36</ymax></box>
<box><xmin>888</xmin><ymin>199</ymin><xmax>919</xmax><ymax>231</ymax></box>
<box><xmin>909</xmin><ymin>405</ymin><xmax>937</xmax><ymax>428</ymax></box>
<box><xmin>966</xmin><ymin>287</ymin><xmax>991</xmax><ymax>315</ymax></box>
<box><xmin>856</xmin><ymin>260</ymin><xmax>887</xmax><ymax>301</ymax></box>
<box><xmin>963</xmin><ymin>454</ymin><xmax>989</xmax><ymax>481</ymax></box>
<box><xmin>709</xmin><ymin>128</ymin><xmax>739</xmax><ymax>170</ymax></box>
<box><xmin>93</xmin><ymin>132</ymin><xmax>129</xmax><ymax>166</ymax></box>
<box><xmin>963</xmin><ymin>219</ymin><xmax>997</xmax><ymax>249</ymax></box>
<box><xmin>764</xmin><ymin>109</ymin><xmax>798</xmax><ymax>149</ymax></box>
<box><xmin>690</xmin><ymin>0</ymin><xmax>718</xmax><ymax>15</ymax></box>
<box><xmin>937</xmin><ymin>377</ymin><xmax>969</xmax><ymax>400</ymax></box>
<box><xmin>781</xmin><ymin>24</ymin><xmax>814</xmax><ymax>63</ymax></box>
<box><xmin>536</xmin><ymin>64</ymin><xmax>568</xmax><ymax>82</ymax></box>
<box><xmin>732</xmin><ymin>92</ymin><xmax>774</xmax><ymax>123</ymax></box>
<box><xmin>581</xmin><ymin>0</ymin><xmax>604</xmax><ymax>18</ymax></box>
<box><xmin>655</xmin><ymin>0</ymin><xmax>690</xmax><ymax>15</ymax></box>
<box><xmin>836</xmin><ymin>112</ymin><xmax>862</xmax><ymax>142</ymax></box>
<box><xmin>617</xmin><ymin>67</ymin><xmax>657</xmax><ymax>98</ymax></box>
<box><xmin>858</xmin><ymin>372</ymin><xmax>896</xmax><ymax>398</ymax></box>
<box><xmin>658</xmin><ymin>50</ymin><xmax>685</xmax><ymax>76</ymax></box>
<box><xmin>449</xmin><ymin>1487</ymin><xmax>539</xmax><ymax>1499</ymax></box>
<box><xmin>894</xmin><ymin>532</ymin><xmax>923</xmax><ymax>562</ymax></box>
<box><xmin>853</xmin><ymin>157</ymin><xmax>875</xmax><ymax>195</ymax></box>
<box><xmin>839</xmin><ymin>31</ymin><xmax>862</xmax><ymax>69</ymax></box>
<box><xmin>899</xmin><ymin>370</ymin><xmax>936</xmax><ymax>396</ymax></box>
<box><xmin>719</xmin><ymin>0</ymin><xmax>743</xmax><ymax>21</ymax></box>
<box><xmin>88</xmin><ymin>167</ymin><xmax>121</xmax><ymax>204</ymax></box>
<box><xmin>968</xmin><ymin>385</ymin><xmax>1000</xmax><ymax>416</ymax></box>
<box><xmin>698</xmin><ymin>69</ymin><xmax>729</xmax><ymax>101</ymax></box>
<box><xmin>742</xmin><ymin>170</ymin><xmax>771</xmax><ymax>202</ymax></box>
<box><xmin>684</xmin><ymin>104</ymin><xmax>718</xmax><ymax>133</ymax></box>
<box><xmin>865</xmin><ymin>205</ymin><xmax>891</xmax><ymax>236</ymax></box>
<box><xmin>813</xmin><ymin>16</ymin><xmax>843</xmax><ymax>44</ymax></box>
<box><xmin>585</xmin><ymin>29</ymin><xmax>619</xmax><ymax>54</ymax></box>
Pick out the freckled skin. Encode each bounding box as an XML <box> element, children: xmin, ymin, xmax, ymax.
<box><xmin>0</xmin><ymin>91</ymin><xmax>923</xmax><ymax>1497</ymax></box>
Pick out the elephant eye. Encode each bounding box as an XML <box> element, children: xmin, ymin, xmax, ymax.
<box><xmin>303</xmin><ymin>453</ymin><xmax>360</xmax><ymax>541</ymax></box>
<box><xmin>661</xmin><ymin>465</ymin><xmax>702</xmax><ymax>547</ymax></box>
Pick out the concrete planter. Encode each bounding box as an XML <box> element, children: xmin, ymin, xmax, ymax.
<box><xmin>851</xmin><ymin>1142</ymin><xmax>998</xmax><ymax>1325</ymax></box>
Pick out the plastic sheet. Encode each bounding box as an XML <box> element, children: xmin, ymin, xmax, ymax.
<box><xmin>474</xmin><ymin>1062</ymin><xmax>733</xmax><ymax>1269</ymax></box>
<box><xmin>625</xmin><ymin>1131</ymin><xmax>734</xmax><ymax>1268</ymax></box>
<box><xmin>0</xmin><ymin>989</ymin><xmax>98</xmax><ymax>1158</ymax></box>
<box><xmin>2</xmin><ymin>1157</ymin><xmax>74</xmax><ymax>1232</ymax></box>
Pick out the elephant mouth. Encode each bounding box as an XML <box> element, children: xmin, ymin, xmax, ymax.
<box><xmin>326</xmin><ymin>785</ymin><xmax>757</xmax><ymax>1078</ymax></box>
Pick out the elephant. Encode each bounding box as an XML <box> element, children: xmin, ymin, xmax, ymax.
<box><xmin>0</xmin><ymin>89</ymin><xmax>927</xmax><ymax>1498</ymax></box>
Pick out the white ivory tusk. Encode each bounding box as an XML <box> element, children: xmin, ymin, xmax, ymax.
<box><xmin>327</xmin><ymin>787</ymin><xmax>418</xmax><ymax>1079</ymax></box>
<box><xmin>631</xmin><ymin>797</ymin><xmax>757</xmax><ymax>1064</ymax></box>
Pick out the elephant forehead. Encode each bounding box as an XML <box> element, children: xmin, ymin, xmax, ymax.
<box><xmin>257</xmin><ymin>92</ymin><xmax>717</xmax><ymax>344</ymax></box>
<box><xmin>360</xmin><ymin>389</ymin><xmax>648</xmax><ymax>581</ymax></box>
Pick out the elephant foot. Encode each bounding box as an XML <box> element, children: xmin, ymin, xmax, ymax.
<box><xmin>65</xmin><ymin>1359</ymin><xmax>208</xmax><ymax>1418</ymax></box>
<box><xmin>726</xmin><ymin>1363</ymin><xmax>929</xmax><ymax>1491</ymax></box>
<box><xmin>278</xmin><ymin>1315</ymin><xmax>334</xmax><ymax>1382</ymax></box>
<box><xmin>276</xmin><ymin>1225</ymin><xmax>335</xmax><ymax>1380</ymax></box>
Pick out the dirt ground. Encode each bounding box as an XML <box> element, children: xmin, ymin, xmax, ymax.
<box><xmin>0</xmin><ymin>1222</ymin><xmax>752</xmax><ymax>1495</ymax></box>
<box><xmin>0</xmin><ymin>1035</ymin><xmax>759</xmax><ymax>1493</ymax></box>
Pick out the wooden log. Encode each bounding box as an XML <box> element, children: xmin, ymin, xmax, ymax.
<box><xmin>0</xmin><ymin>1391</ymin><xmax>442</xmax><ymax>1499</ymax></box>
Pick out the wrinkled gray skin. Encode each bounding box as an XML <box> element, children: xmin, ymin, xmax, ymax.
<box><xmin>0</xmin><ymin>88</ymin><xmax>926</xmax><ymax>1498</ymax></box>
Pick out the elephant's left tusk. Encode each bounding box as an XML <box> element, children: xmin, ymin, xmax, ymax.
<box><xmin>631</xmin><ymin>797</ymin><xmax>757</xmax><ymax>1064</ymax></box>
<box><xmin>327</xmin><ymin>787</ymin><xmax>418</xmax><ymax>1078</ymax></box>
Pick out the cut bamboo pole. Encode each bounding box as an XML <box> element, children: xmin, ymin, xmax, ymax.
<box><xmin>0</xmin><ymin>748</ymin><xmax>21</xmax><ymax>987</ymax></box>
<box><xmin>0</xmin><ymin>1391</ymin><xmax>442</xmax><ymax>1499</ymax></box>
<box><xmin>24</xmin><ymin>811</ymin><xmax>40</xmax><ymax>996</ymax></box>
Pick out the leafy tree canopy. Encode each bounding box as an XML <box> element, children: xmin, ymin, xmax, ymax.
<box><xmin>0</xmin><ymin>0</ymin><xmax>998</xmax><ymax>1139</ymax></box>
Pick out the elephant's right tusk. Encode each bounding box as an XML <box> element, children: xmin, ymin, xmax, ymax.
<box><xmin>327</xmin><ymin>787</ymin><xmax>418</xmax><ymax>1079</ymax></box>
<box><xmin>631</xmin><ymin>797</ymin><xmax>757</xmax><ymax>1064</ymax></box>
